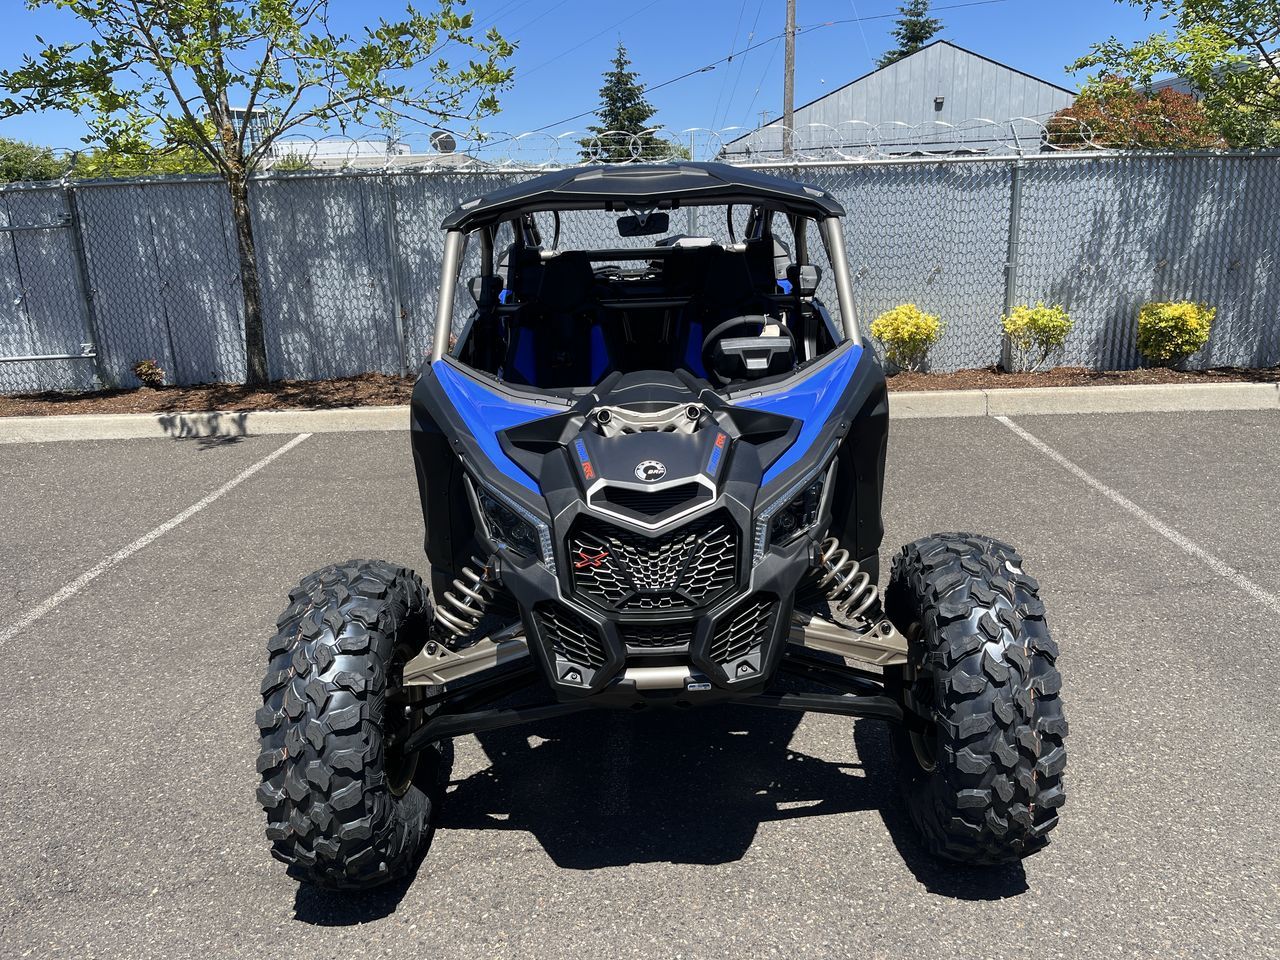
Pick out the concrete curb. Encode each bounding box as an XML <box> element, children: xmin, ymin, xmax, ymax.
<box><xmin>893</xmin><ymin>381</ymin><xmax>1280</xmax><ymax>419</ymax></box>
<box><xmin>0</xmin><ymin>406</ymin><xmax>410</xmax><ymax>443</ymax></box>
<box><xmin>1</xmin><ymin>382</ymin><xmax>1276</xmax><ymax>443</ymax></box>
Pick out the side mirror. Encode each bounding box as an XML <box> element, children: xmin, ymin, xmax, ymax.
<box><xmin>617</xmin><ymin>211</ymin><xmax>670</xmax><ymax>237</ymax></box>
<box><xmin>786</xmin><ymin>263</ymin><xmax>821</xmax><ymax>298</ymax></box>
<box><xmin>469</xmin><ymin>275</ymin><xmax>503</xmax><ymax>309</ymax></box>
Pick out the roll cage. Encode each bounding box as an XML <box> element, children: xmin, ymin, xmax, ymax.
<box><xmin>429</xmin><ymin>164</ymin><xmax>861</xmax><ymax>376</ymax></box>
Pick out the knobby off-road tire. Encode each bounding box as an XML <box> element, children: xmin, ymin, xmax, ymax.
<box><xmin>885</xmin><ymin>534</ymin><xmax>1067</xmax><ymax>864</ymax></box>
<box><xmin>256</xmin><ymin>560</ymin><xmax>443</xmax><ymax>888</ymax></box>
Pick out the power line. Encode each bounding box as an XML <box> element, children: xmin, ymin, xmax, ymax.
<box><xmin>429</xmin><ymin>0</ymin><xmax>526</xmax><ymax>61</ymax></box>
<box><xmin>502</xmin><ymin>0</ymin><xmax>1014</xmax><ymax>139</ymax></box>
<box><xmin>799</xmin><ymin>0</ymin><xmax>1011</xmax><ymax>33</ymax></box>
<box><xmin>739</xmin><ymin>36</ymin><xmax>782</xmax><ymax>130</ymax></box>
<box><xmin>718</xmin><ymin>0</ymin><xmax>770</xmax><ymax>130</ymax></box>
<box><xmin>518</xmin><ymin>0</ymin><xmax>672</xmax><ymax>79</ymax></box>
<box><xmin>846</xmin><ymin>0</ymin><xmax>875</xmax><ymax>68</ymax></box>
<box><xmin>710</xmin><ymin>0</ymin><xmax>750</xmax><ymax>132</ymax></box>
<box><xmin>506</xmin><ymin>0</ymin><xmax>577</xmax><ymax>36</ymax></box>
<box><xmin>476</xmin><ymin>0</ymin><xmax>527</xmax><ymax>31</ymax></box>
<box><xmin>521</xmin><ymin>29</ymin><xmax>791</xmax><ymax>134</ymax></box>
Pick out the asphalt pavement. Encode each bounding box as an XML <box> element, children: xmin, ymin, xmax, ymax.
<box><xmin>1</xmin><ymin>411</ymin><xmax>1277</xmax><ymax>960</ymax></box>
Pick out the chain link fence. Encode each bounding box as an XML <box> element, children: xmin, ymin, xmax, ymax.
<box><xmin>3</xmin><ymin>151</ymin><xmax>1279</xmax><ymax>394</ymax></box>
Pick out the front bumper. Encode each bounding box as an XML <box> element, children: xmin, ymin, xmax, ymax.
<box><xmin>494</xmin><ymin>521</ymin><xmax>814</xmax><ymax>699</ymax></box>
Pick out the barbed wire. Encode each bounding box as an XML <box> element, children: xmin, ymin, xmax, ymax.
<box><xmin>0</xmin><ymin>114</ymin><xmax>1267</xmax><ymax>184</ymax></box>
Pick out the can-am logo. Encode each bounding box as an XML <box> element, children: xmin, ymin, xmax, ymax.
<box><xmin>634</xmin><ymin>460</ymin><xmax>667</xmax><ymax>482</ymax></box>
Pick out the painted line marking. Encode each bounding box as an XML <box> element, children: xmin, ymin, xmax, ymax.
<box><xmin>995</xmin><ymin>415</ymin><xmax>1280</xmax><ymax>616</ymax></box>
<box><xmin>0</xmin><ymin>432</ymin><xmax>312</xmax><ymax>646</ymax></box>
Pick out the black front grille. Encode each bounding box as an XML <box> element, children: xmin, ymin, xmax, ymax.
<box><xmin>594</xmin><ymin>482</ymin><xmax>710</xmax><ymax>518</ymax></box>
<box><xmin>620</xmin><ymin>622</ymin><xmax>695</xmax><ymax>649</ymax></box>
<box><xmin>710</xmin><ymin>596</ymin><xmax>776</xmax><ymax>665</ymax></box>
<box><xmin>533</xmin><ymin>603</ymin><xmax>607</xmax><ymax>668</ymax></box>
<box><xmin>569</xmin><ymin>509</ymin><xmax>738</xmax><ymax>611</ymax></box>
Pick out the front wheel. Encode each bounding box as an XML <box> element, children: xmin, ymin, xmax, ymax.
<box><xmin>885</xmin><ymin>534</ymin><xmax>1067</xmax><ymax>864</ymax></box>
<box><xmin>255</xmin><ymin>560</ymin><xmax>444</xmax><ymax>888</ymax></box>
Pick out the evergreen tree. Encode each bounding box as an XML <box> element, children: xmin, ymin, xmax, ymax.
<box><xmin>581</xmin><ymin>42</ymin><xmax>665</xmax><ymax>161</ymax></box>
<box><xmin>876</xmin><ymin>0</ymin><xmax>943</xmax><ymax>68</ymax></box>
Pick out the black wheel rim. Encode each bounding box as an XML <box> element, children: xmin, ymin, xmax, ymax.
<box><xmin>904</xmin><ymin>622</ymin><xmax>938</xmax><ymax>773</ymax></box>
<box><xmin>383</xmin><ymin>644</ymin><xmax>425</xmax><ymax>797</ymax></box>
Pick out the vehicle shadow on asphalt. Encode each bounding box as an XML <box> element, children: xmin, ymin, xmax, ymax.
<box><xmin>290</xmin><ymin>704</ymin><xmax>1027</xmax><ymax>926</ymax></box>
<box><xmin>436</xmin><ymin>703</ymin><xmax>1029</xmax><ymax>900</ymax></box>
<box><xmin>293</xmin><ymin>875</ymin><xmax>418</xmax><ymax>926</ymax></box>
<box><xmin>440</xmin><ymin>704</ymin><xmax>828</xmax><ymax>869</ymax></box>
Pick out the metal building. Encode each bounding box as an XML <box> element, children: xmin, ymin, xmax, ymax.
<box><xmin>720</xmin><ymin>40</ymin><xmax>1077</xmax><ymax>158</ymax></box>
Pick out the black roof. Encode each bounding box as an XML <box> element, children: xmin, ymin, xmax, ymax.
<box><xmin>441</xmin><ymin>162</ymin><xmax>845</xmax><ymax>230</ymax></box>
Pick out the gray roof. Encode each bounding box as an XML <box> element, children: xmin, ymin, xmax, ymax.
<box><xmin>722</xmin><ymin>40</ymin><xmax>1077</xmax><ymax>155</ymax></box>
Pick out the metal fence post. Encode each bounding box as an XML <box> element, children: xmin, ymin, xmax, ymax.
<box><xmin>383</xmin><ymin>174</ymin><xmax>410</xmax><ymax>376</ymax></box>
<box><xmin>64</xmin><ymin>182</ymin><xmax>112</xmax><ymax>388</ymax></box>
<box><xmin>1000</xmin><ymin>158</ymin><xmax>1025</xmax><ymax>371</ymax></box>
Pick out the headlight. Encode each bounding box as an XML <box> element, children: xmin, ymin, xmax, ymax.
<box><xmin>753</xmin><ymin>448</ymin><xmax>836</xmax><ymax>565</ymax></box>
<box><xmin>769</xmin><ymin>478</ymin><xmax>825</xmax><ymax>546</ymax></box>
<box><xmin>474</xmin><ymin>480</ymin><xmax>557</xmax><ymax>574</ymax></box>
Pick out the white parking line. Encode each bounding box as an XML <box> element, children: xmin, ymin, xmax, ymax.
<box><xmin>995</xmin><ymin>415</ymin><xmax>1280</xmax><ymax>616</ymax></box>
<box><xmin>0</xmin><ymin>432</ymin><xmax>311</xmax><ymax>646</ymax></box>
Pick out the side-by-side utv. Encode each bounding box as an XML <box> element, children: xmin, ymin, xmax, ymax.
<box><xmin>256</xmin><ymin>162</ymin><xmax>1067</xmax><ymax>888</ymax></box>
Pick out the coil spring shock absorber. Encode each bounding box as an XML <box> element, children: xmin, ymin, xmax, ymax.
<box><xmin>813</xmin><ymin>537</ymin><xmax>880</xmax><ymax>620</ymax></box>
<box><xmin>434</xmin><ymin>558</ymin><xmax>499</xmax><ymax>639</ymax></box>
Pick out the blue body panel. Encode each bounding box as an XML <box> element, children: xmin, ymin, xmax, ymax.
<box><xmin>589</xmin><ymin>325</ymin><xmax>610</xmax><ymax>382</ymax></box>
<box><xmin>734</xmin><ymin>342</ymin><xmax>863</xmax><ymax>485</ymax></box>
<box><xmin>682</xmin><ymin>319</ymin><xmax>706</xmax><ymax>377</ymax></box>
<box><xmin>507</xmin><ymin>321</ymin><xmax>538</xmax><ymax>384</ymax></box>
<box><xmin>433</xmin><ymin>360</ymin><xmax>553</xmax><ymax>491</ymax></box>
<box><xmin>435</xmin><ymin>341</ymin><xmax>863</xmax><ymax>494</ymax></box>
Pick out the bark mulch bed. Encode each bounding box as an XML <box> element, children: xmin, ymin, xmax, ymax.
<box><xmin>1</xmin><ymin>366</ymin><xmax>1277</xmax><ymax>417</ymax></box>
<box><xmin>0</xmin><ymin>372</ymin><xmax>415</xmax><ymax>418</ymax></box>
<box><xmin>884</xmin><ymin>365</ymin><xmax>1280</xmax><ymax>392</ymax></box>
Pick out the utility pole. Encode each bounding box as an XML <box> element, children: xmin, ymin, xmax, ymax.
<box><xmin>783</xmin><ymin>0</ymin><xmax>796</xmax><ymax>158</ymax></box>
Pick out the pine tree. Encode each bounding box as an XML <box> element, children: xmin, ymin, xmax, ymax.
<box><xmin>580</xmin><ymin>42</ymin><xmax>665</xmax><ymax>162</ymax></box>
<box><xmin>876</xmin><ymin>0</ymin><xmax>943</xmax><ymax>69</ymax></box>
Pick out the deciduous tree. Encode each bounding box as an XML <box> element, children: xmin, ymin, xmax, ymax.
<box><xmin>1</xmin><ymin>1</ymin><xmax>514</xmax><ymax>384</ymax></box>
<box><xmin>1073</xmin><ymin>1</ymin><xmax>1280</xmax><ymax>147</ymax></box>
<box><xmin>1048</xmin><ymin>75</ymin><xmax>1225</xmax><ymax>148</ymax></box>
<box><xmin>0</xmin><ymin>136</ymin><xmax>73</xmax><ymax>182</ymax></box>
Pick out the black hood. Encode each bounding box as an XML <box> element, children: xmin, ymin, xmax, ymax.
<box><xmin>498</xmin><ymin>371</ymin><xmax>799</xmax><ymax>527</ymax></box>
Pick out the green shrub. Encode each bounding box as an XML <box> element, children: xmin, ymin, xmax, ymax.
<box><xmin>1003</xmin><ymin>302</ymin><xmax>1073</xmax><ymax>372</ymax></box>
<box><xmin>1136</xmin><ymin>301</ymin><xmax>1215</xmax><ymax>366</ymax></box>
<box><xmin>132</xmin><ymin>358</ymin><xmax>166</xmax><ymax>388</ymax></box>
<box><xmin>271</xmin><ymin>151</ymin><xmax>315</xmax><ymax>171</ymax></box>
<box><xmin>870</xmin><ymin>304</ymin><xmax>944</xmax><ymax>372</ymax></box>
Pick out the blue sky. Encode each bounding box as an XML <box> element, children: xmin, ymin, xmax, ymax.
<box><xmin>0</xmin><ymin>0</ymin><xmax>1161</xmax><ymax>149</ymax></box>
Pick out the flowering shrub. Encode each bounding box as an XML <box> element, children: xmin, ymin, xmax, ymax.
<box><xmin>870</xmin><ymin>304</ymin><xmax>944</xmax><ymax>372</ymax></box>
<box><xmin>1046</xmin><ymin>75</ymin><xmax>1225</xmax><ymax>151</ymax></box>
<box><xmin>132</xmin><ymin>358</ymin><xmax>166</xmax><ymax>388</ymax></box>
<box><xmin>1136</xmin><ymin>301</ymin><xmax>1215</xmax><ymax>366</ymax></box>
<box><xmin>1003</xmin><ymin>302</ymin><xmax>1073</xmax><ymax>372</ymax></box>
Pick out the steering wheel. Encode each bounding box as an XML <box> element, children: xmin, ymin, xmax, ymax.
<box><xmin>701</xmin><ymin>315</ymin><xmax>796</xmax><ymax>386</ymax></box>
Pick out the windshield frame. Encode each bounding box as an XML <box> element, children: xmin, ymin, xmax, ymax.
<box><xmin>429</xmin><ymin>210</ymin><xmax>856</xmax><ymax>365</ymax></box>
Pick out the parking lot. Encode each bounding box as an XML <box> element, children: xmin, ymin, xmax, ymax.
<box><xmin>1</xmin><ymin>409</ymin><xmax>1277</xmax><ymax>960</ymax></box>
